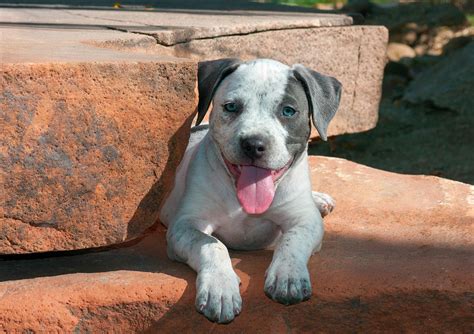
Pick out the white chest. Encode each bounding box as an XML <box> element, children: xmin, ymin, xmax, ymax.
<box><xmin>212</xmin><ymin>212</ymin><xmax>281</xmax><ymax>250</ymax></box>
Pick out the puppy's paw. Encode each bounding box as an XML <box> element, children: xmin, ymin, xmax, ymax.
<box><xmin>312</xmin><ymin>191</ymin><xmax>335</xmax><ymax>217</ymax></box>
<box><xmin>264</xmin><ymin>261</ymin><xmax>312</xmax><ymax>305</ymax></box>
<box><xmin>195</xmin><ymin>268</ymin><xmax>242</xmax><ymax>324</ymax></box>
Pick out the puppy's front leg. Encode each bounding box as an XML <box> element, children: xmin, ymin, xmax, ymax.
<box><xmin>167</xmin><ymin>219</ymin><xmax>242</xmax><ymax>323</ymax></box>
<box><xmin>264</xmin><ymin>215</ymin><xmax>323</xmax><ymax>305</ymax></box>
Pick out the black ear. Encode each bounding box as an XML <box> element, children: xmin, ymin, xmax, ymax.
<box><xmin>292</xmin><ymin>64</ymin><xmax>342</xmax><ymax>141</ymax></box>
<box><xmin>195</xmin><ymin>58</ymin><xmax>242</xmax><ymax>125</ymax></box>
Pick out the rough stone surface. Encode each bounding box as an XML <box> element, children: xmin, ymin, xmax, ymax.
<box><xmin>79</xmin><ymin>11</ymin><xmax>352</xmax><ymax>46</ymax></box>
<box><xmin>0</xmin><ymin>27</ymin><xmax>165</xmax><ymax>64</ymax></box>
<box><xmin>386</xmin><ymin>42</ymin><xmax>416</xmax><ymax>62</ymax></box>
<box><xmin>1</xmin><ymin>157</ymin><xmax>472</xmax><ymax>332</ymax></box>
<box><xmin>0</xmin><ymin>61</ymin><xmax>196</xmax><ymax>254</ymax></box>
<box><xmin>3</xmin><ymin>7</ymin><xmax>387</xmax><ymax>138</ymax></box>
<box><xmin>1</xmin><ymin>7</ymin><xmax>353</xmax><ymax>46</ymax></box>
<box><xmin>404</xmin><ymin>41</ymin><xmax>474</xmax><ymax>114</ymax></box>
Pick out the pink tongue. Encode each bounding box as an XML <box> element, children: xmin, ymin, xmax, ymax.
<box><xmin>237</xmin><ymin>165</ymin><xmax>275</xmax><ymax>214</ymax></box>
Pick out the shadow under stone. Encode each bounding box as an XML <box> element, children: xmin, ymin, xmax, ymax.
<box><xmin>309</xmin><ymin>100</ymin><xmax>474</xmax><ymax>185</ymax></box>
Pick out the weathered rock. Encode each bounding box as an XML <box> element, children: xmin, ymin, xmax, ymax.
<box><xmin>401</xmin><ymin>30</ymin><xmax>418</xmax><ymax>46</ymax></box>
<box><xmin>0</xmin><ymin>157</ymin><xmax>472</xmax><ymax>332</ymax></box>
<box><xmin>0</xmin><ymin>7</ymin><xmax>352</xmax><ymax>47</ymax></box>
<box><xmin>4</xmin><ymin>7</ymin><xmax>388</xmax><ymax>139</ymax></box>
<box><xmin>0</xmin><ymin>26</ymin><xmax>167</xmax><ymax>64</ymax></box>
<box><xmin>386</xmin><ymin>42</ymin><xmax>416</xmax><ymax>62</ymax></box>
<box><xmin>391</xmin><ymin>25</ymin><xmax>474</xmax><ymax>57</ymax></box>
<box><xmin>0</xmin><ymin>61</ymin><xmax>197</xmax><ymax>254</ymax></box>
<box><xmin>404</xmin><ymin>41</ymin><xmax>474</xmax><ymax>113</ymax></box>
<box><xmin>414</xmin><ymin>44</ymin><xmax>428</xmax><ymax>56</ymax></box>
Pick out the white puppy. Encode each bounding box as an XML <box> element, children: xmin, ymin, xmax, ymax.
<box><xmin>160</xmin><ymin>58</ymin><xmax>341</xmax><ymax>323</ymax></box>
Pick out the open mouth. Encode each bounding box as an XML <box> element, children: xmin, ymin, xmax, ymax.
<box><xmin>223</xmin><ymin>157</ymin><xmax>292</xmax><ymax>215</ymax></box>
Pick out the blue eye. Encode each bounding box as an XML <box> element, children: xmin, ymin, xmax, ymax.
<box><xmin>282</xmin><ymin>106</ymin><xmax>297</xmax><ymax>117</ymax></box>
<box><xmin>224</xmin><ymin>102</ymin><xmax>238</xmax><ymax>112</ymax></box>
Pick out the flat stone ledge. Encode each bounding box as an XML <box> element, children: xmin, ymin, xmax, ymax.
<box><xmin>0</xmin><ymin>27</ymin><xmax>172</xmax><ymax>64</ymax></box>
<box><xmin>73</xmin><ymin>10</ymin><xmax>353</xmax><ymax>46</ymax></box>
<box><xmin>0</xmin><ymin>157</ymin><xmax>472</xmax><ymax>332</ymax></box>
<box><xmin>1</xmin><ymin>7</ymin><xmax>387</xmax><ymax>139</ymax></box>
<box><xmin>1</xmin><ymin>7</ymin><xmax>353</xmax><ymax>46</ymax></box>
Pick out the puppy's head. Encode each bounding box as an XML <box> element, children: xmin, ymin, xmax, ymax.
<box><xmin>196</xmin><ymin>58</ymin><xmax>341</xmax><ymax>214</ymax></box>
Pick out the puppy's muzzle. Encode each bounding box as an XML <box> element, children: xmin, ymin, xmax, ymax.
<box><xmin>240</xmin><ymin>136</ymin><xmax>267</xmax><ymax>160</ymax></box>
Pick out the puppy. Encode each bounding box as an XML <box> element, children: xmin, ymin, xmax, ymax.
<box><xmin>160</xmin><ymin>58</ymin><xmax>341</xmax><ymax>323</ymax></box>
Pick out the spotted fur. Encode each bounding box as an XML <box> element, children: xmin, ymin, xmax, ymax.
<box><xmin>160</xmin><ymin>58</ymin><xmax>341</xmax><ymax>324</ymax></box>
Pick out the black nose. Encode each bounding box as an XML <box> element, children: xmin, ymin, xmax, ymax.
<box><xmin>240</xmin><ymin>137</ymin><xmax>266</xmax><ymax>159</ymax></box>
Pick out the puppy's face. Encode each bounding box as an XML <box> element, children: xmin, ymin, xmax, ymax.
<box><xmin>197</xmin><ymin>58</ymin><xmax>341</xmax><ymax>214</ymax></box>
<box><xmin>210</xmin><ymin>59</ymin><xmax>310</xmax><ymax>172</ymax></box>
<box><xmin>208</xmin><ymin>60</ymin><xmax>311</xmax><ymax>214</ymax></box>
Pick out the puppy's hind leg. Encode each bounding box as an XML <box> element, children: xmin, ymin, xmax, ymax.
<box><xmin>312</xmin><ymin>191</ymin><xmax>335</xmax><ymax>217</ymax></box>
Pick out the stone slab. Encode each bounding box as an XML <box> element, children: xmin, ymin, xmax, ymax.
<box><xmin>0</xmin><ymin>157</ymin><xmax>472</xmax><ymax>332</ymax></box>
<box><xmin>0</xmin><ymin>60</ymin><xmax>197</xmax><ymax>254</ymax></box>
<box><xmin>1</xmin><ymin>7</ymin><xmax>353</xmax><ymax>46</ymax></box>
<box><xmin>0</xmin><ymin>27</ymin><xmax>168</xmax><ymax>63</ymax></box>
<box><xmin>2</xmin><ymin>7</ymin><xmax>387</xmax><ymax>138</ymax></box>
